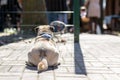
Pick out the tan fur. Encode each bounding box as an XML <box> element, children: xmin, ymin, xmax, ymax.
<box><xmin>36</xmin><ymin>25</ymin><xmax>54</xmax><ymax>36</ymax></box>
<box><xmin>27</xmin><ymin>25</ymin><xmax>59</xmax><ymax>72</ymax></box>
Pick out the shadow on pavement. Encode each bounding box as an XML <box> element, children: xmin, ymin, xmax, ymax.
<box><xmin>0</xmin><ymin>32</ymin><xmax>35</xmax><ymax>46</ymax></box>
<box><xmin>26</xmin><ymin>65</ymin><xmax>59</xmax><ymax>73</ymax></box>
<box><xmin>74</xmin><ymin>43</ymin><xmax>87</xmax><ymax>75</ymax></box>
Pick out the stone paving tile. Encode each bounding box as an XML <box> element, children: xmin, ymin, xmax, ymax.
<box><xmin>0</xmin><ymin>65</ymin><xmax>11</xmax><ymax>72</ymax></box>
<box><xmin>1</xmin><ymin>61</ymin><xmax>25</xmax><ymax>66</ymax></box>
<box><xmin>102</xmin><ymin>74</ymin><xmax>120</xmax><ymax>80</ymax></box>
<box><xmin>0</xmin><ymin>49</ymin><xmax>12</xmax><ymax>58</ymax></box>
<box><xmin>86</xmin><ymin>69</ymin><xmax>114</xmax><ymax>74</ymax></box>
<box><xmin>0</xmin><ymin>73</ymin><xmax>21</xmax><ymax>78</ymax></box>
<box><xmin>9</xmin><ymin>65</ymin><xmax>25</xmax><ymax>72</ymax></box>
<box><xmin>55</xmin><ymin>73</ymin><xmax>86</xmax><ymax>77</ymax></box>
<box><xmin>54</xmin><ymin>66</ymin><xmax>68</xmax><ymax>73</ymax></box>
<box><xmin>21</xmin><ymin>73</ymin><xmax>38</xmax><ymax>80</ymax></box>
<box><xmin>108</xmin><ymin>57</ymin><xmax>120</xmax><ymax>62</ymax></box>
<box><xmin>0</xmin><ymin>61</ymin><xmax>2</xmax><ymax>65</ymax></box>
<box><xmin>0</xmin><ymin>76</ymin><xmax>20</xmax><ymax>80</ymax></box>
<box><xmin>38</xmin><ymin>75</ymin><xmax>54</xmax><ymax>80</ymax></box>
<box><xmin>104</xmin><ymin>63</ymin><xmax>120</xmax><ymax>68</ymax></box>
<box><xmin>89</xmin><ymin>61</ymin><xmax>105</xmax><ymax>67</ymax></box>
<box><xmin>56</xmin><ymin>77</ymin><xmax>88</xmax><ymax>80</ymax></box>
<box><xmin>87</xmin><ymin>74</ymin><xmax>106</xmax><ymax>80</ymax></box>
<box><xmin>38</xmin><ymin>72</ymin><xmax>54</xmax><ymax>80</ymax></box>
<box><xmin>97</xmin><ymin>57</ymin><xmax>111</xmax><ymax>62</ymax></box>
<box><xmin>110</xmin><ymin>68</ymin><xmax>120</xmax><ymax>74</ymax></box>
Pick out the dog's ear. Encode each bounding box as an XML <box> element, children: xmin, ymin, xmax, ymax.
<box><xmin>49</xmin><ymin>26</ymin><xmax>55</xmax><ymax>32</ymax></box>
<box><xmin>34</xmin><ymin>26</ymin><xmax>39</xmax><ymax>32</ymax></box>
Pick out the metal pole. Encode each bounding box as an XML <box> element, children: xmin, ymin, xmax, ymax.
<box><xmin>73</xmin><ymin>0</ymin><xmax>80</xmax><ymax>43</ymax></box>
<box><xmin>100</xmin><ymin>0</ymin><xmax>103</xmax><ymax>33</ymax></box>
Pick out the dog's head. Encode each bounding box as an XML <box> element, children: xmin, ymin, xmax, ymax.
<box><xmin>35</xmin><ymin>25</ymin><xmax>55</xmax><ymax>36</ymax></box>
<box><xmin>37</xmin><ymin>58</ymin><xmax>48</xmax><ymax>72</ymax></box>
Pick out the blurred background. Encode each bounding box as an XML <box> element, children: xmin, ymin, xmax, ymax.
<box><xmin>0</xmin><ymin>0</ymin><xmax>120</xmax><ymax>34</ymax></box>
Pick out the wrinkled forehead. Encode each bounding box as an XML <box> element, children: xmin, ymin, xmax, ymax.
<box><xmin>38</xmin><ymin>25</ymin><xmax>50</xmax><ymax>30</ymax></box>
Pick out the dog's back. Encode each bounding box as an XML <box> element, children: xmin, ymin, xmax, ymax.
<box><xmin>27</xmin><ymin>40</ymin><xmax>59</xmax><ymax>72</ymax></box>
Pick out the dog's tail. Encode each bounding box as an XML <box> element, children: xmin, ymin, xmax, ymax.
<box><xmin>38</xmin><ymin>47</ymin><xmax>48</xmax><ymax>72</ymax></box>
<box><xmin>37</xmin><ymin>58</ymin><xmax>48</xmax><ymax>73</ymax></box>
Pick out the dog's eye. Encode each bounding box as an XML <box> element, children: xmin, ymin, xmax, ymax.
<box><xmin>50</xmin><ymin>26</ymin><xmax>55</xmax><ymax>32</ymax></box>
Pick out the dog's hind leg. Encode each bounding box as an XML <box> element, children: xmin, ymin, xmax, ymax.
<box><xmin>27</xmin><ymin>51</ymin><xmax>40</xmax><ymax>66</ymax></box>
<box><xmin>26</xmin><ymin>52</ymin><xmax>36</xmax><ymax>66</ymax></box>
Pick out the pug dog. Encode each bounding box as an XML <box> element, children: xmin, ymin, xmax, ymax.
<box><xmin>26</xmin><ymin>25</ymin><xmax>60</xmax><ymax>72</ymax></box>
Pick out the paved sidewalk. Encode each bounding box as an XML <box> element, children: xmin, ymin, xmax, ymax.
<box><xmin>0</xmin><ymin>33</ymin><xmax>120</xmax><ymax>80</ymax></box>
